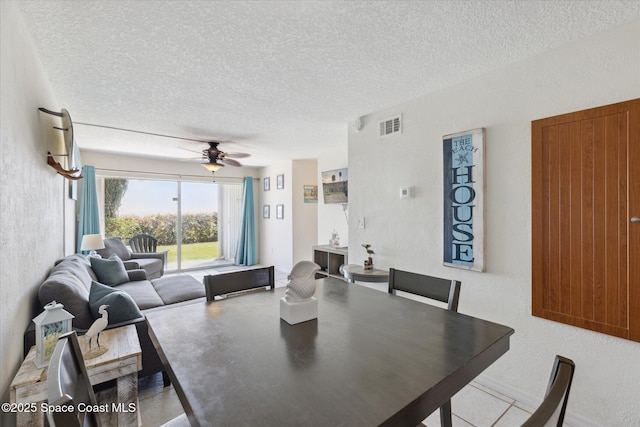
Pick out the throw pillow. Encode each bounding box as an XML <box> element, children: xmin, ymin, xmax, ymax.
<box><xmin>97</xmin><ymin>237</ymin><xmax>132</xmax><ymax>261</ymax></box>
<box><xmin>89</xmin><ymin>281</ymin><xmax>143</xmax><ymax>324</ymax></box>
<box><xmin>90</xmin><ymin>254</ymin><xmax>129</xmax><ymax>286</ymax></box>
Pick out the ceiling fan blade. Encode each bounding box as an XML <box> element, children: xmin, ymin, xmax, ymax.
<box><xmin>180</xmin><ymin>157</ymin><xmax>204</xmax><ymax>161</ymax></box>
<box><xmin>220</xmin><ymin>158</ymin><xmax>242</xmax><ymax>167</ymax></box>
<box><xmin>178</xmin><ymin>147</ymin><xmax>205</xmax><ymax>155</ymax></box>
<box><xmin>223</xmin><ymin>152</ymin><xmax>250</xmax><ymax>158</ymax></box>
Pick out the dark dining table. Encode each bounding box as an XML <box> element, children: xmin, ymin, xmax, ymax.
<box><xmin>146</xmin><ymin>277</ymin><xmax>514</xmax><ymax>427</ymax></box>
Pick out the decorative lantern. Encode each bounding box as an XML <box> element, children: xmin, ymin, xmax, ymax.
<box><xmin>32</xmin><ymin>301</ymin><xmax>74</xmax><ymax>368</ymax></box>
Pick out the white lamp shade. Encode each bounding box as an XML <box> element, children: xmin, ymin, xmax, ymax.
<box><xmin>81</xmin><ymin>234</ymin><xmax>105</xmax><ymax>251</ymax></box>
<box><xmin>201</xmin><ymin>162</ymin><xmax>224</xmax><ymax>172</ymax></box>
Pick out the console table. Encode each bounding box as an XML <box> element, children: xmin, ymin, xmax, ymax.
<box><xmin>312</xmin><ymin>245</ymin><xmax>348</xmax><ymax>280</ymax></box>
<box><xmin>9</xmin><ymin>324</ymin><xmax>142</xmax><ymax>427</ymax></box>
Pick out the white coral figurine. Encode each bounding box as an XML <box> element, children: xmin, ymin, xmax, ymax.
<box><xmin>285</xmin><ymin>261</ymin><xmax>321</xmax><ymax>302</ymax></box>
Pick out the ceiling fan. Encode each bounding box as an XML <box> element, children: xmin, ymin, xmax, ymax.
<box><xmin>186</xmin><ymin>141</ymin><xmax>250</xmax><ymax>173</ymax></box>
<box><xmin>65</xmin><ymin>121</ymin><xmax>252</xmax><ymax>173</ymax></box>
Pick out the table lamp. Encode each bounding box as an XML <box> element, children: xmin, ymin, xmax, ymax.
<box><xmin>81</xmin><ymin>234</ymin><xmax>104</xmax><ymax>257</ymax></box>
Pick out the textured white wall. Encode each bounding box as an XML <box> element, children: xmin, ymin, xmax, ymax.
<box><xmin>0</xmin><ymin>1</ymin><xmax>69</xmax><ymax>419</ymax></box>
<box><xmin>292</xmin><ymin>159</ymin><xmax>318</xmax><ymax>266</ymax></box>
<box><xmin>348</xmin><ymin>21</ymin><xmax>640</xmax><ymax>426</ymax></box>
<box><xmin>317</xmin><ymin>145</ymin><xmax>349</xmax><ymax>247</ymax></box>
<box><xmin>259</xmin><ymin>161</ymin><xmax>294</xmax><ymax>271</ymax></box>
<box><xmin>258</xmin><ymin>159</ymin><xmax>319</xmax><ymax>271</ymax></box>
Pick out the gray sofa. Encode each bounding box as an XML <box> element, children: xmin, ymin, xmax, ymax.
<box><xmin>35</xmin><ymin>254</ymin><xmax>205</xmax><ymax>379</ymax></box>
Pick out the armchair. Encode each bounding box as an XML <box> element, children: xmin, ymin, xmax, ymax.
<box><xmin>97</xmin><ymin>237</ymin><xmax>167</xmax><ymax>279</ymax></box>
<box><xmin>129</xmin><ymin>233</ymin><xmax>159</xmax><ymax>253</ymax></box>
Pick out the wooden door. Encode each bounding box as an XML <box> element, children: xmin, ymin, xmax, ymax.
<box><xmin>532</xmin><ymin>99</ymin><xmax>640</xmax><ymax>342</ymax></box>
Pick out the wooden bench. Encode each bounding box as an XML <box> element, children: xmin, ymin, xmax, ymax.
<box><xmin>204</xmin><ymin>266</ymin><xmax>275</xmax><ymax>301</ymax></box>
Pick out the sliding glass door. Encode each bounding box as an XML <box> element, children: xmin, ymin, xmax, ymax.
<box><xmin>100</xmin><ymin>176</ymin><xmax>241</xmax><ymax>272</ymax></box>
<box><xmin>180</xmin><ymin>182</ymin><xmax>219</xmax><ymax>270</ymax></box>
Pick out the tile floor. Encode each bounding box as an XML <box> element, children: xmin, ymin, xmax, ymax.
<box><xmin>138</xmin><ymin>373</ymin><xmax>547</xmax><ymax>427</ymax></box>
<box><xmin>421</xmin><ymin>381</ymin><xmax>541</xmax><ymax>427</ymax></box>
<box><xmin>136</xmin><ymin>267</ymin><xmax>559</xmax><ymax>427</ymax></box>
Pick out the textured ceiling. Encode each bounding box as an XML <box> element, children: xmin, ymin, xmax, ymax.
<box><xmin>16</xmin><ymin>1</ymin><xmax>640</xmax><ymax>167</ymax></box>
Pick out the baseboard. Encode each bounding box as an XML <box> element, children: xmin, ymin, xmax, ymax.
<box><xmin>474</xmin><ymin>374</ymin><xmax>597</xmax><ymax>427</ymax></box>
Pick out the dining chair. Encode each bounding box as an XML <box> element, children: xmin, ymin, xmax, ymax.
<box><xmin>388</xmin><ymin>268</ymin><xmax>461</xmax><ymax>427</ymax></box>
<box><xmin>47</xmin><ymin>331</ymin><xmax>102</xmax><ymax>427</ymax></box>
<box><xmin>47</xmin><ymin>330</ymin><xmax>190</xmax><ymax>427</ymax></box>
<box><xmin>388</xmin><ymin>268</ymin><xmax>461</xmax><ymax>311</ymax></box>
<box><xmin>522</xmin><ymin>355</ymin><xmax>575</xmax><ymax>427</ymax></box>
<box><xmin>204</xmin><ymin>265</ymin><xmax>275</xmax><ymax>301</ymax></box>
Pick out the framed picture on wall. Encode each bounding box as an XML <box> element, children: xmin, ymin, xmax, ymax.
<box><xmin>276</xmin><ymin>204</ymin><xmax>284</xmax><ymax>219</ymax></box>
<box><xmin>277</xmin><ymin>174</ymin><xmax>284</xmax><ymax>189</ymax></box>
<box><xmin>321</xmin><ymin>168</ymin><xmax>348</xmax><ymax>203</ymax></box>
<box><xmin>263</xmin><ymin>177</ymin><xmax>270</xmax><ymax>191</ymax></box>
<box><xmin>442</xmin><ymin>128</ymin><xmax>485</xmax><ymax>272</ymax></box>
<box><xmin>263</xmin><ymin>205</ymin><xmax>270</xmax><ymax>219</ymax></box>
<box><xmin>303</xmin><ymin>185</ymin><xmax>318</xmax><ymax>203</ymax></box>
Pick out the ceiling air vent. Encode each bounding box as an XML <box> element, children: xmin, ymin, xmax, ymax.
<box><xmin>379</xmin><ymin>115</ymin><xmax>402</xmax><ymax>137</ymax></box>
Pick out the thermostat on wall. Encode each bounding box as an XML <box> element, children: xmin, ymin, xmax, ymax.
<box><xmin>400</xmin><ymin>186</ymin><xmax>414</xmax><ymax>199</ymax></box>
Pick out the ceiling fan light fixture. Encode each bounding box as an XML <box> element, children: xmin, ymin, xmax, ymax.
<box><xmin>201</xmin><ymin>162</ymin><xmax>224</xmax><ymax>172</ymax></box>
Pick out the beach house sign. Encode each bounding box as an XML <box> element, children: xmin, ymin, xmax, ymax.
<box><xmin>442</xmin><ymin>128</ymin><xmax>485</xmax><ymax>272</ymax></box>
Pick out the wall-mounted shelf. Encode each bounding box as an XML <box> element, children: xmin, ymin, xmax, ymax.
<box><xmin>313</xmin><ymin>245</ymin><xmax>348</xmax><ymax>281</ymax></box>
<box><xmin>39</xmin><ymin>107</ymin><xmax>83</xmax><ymax>180</ymax></box>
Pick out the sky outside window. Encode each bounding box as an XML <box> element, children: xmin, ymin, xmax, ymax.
<box><xmin>119</xmin><ymin>180</ymin><xmax>217</xmax><ymax>216</ymax></box>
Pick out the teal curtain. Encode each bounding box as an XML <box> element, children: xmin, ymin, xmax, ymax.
<box><xmin>76</xmin><ymin>165</ymin><xmax>101</xmax><ymax>253</ymax></box>
<box><xmin>235</xmin><ymin>176</ymin><xmax>256</xmax><ymax>265</ymax></box>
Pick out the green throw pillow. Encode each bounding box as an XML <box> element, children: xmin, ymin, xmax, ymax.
<box><xmin>89</xmin><ymin>281</ymin><xmax>143</xmax><ymax>324</ymax></box>
<box><xmin>90</xmin><ymin>254</ymin><xmax>129</xmax><ymax>286</ymax></box>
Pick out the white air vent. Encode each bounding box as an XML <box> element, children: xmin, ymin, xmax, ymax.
<box><xmin>379</xmin><ymin>115</ymin><xmax>402</xmax><ymax>137</ymax></box>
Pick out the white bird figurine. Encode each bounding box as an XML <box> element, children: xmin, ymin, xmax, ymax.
<box><xmin>86</xmin><ymin>304</ymin><xmax>109</xmax><ymax>349</ymax></box>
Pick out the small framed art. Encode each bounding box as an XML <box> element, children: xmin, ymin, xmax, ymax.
<box><xmin>263</xmin><ymin>177</ymin><xmax>270</xmax><ymax>191</ymax></box>
<box><xmin>263</xmin><ymin>205</ymin><xmax>270</xmax><ymax>219</ymax></box>
<box><xmin>303</xmin><ymin>185</ymin><xmax>318</xmax><ymax>203</ymax></box>
<box><xmin>276</xmin><ymin>204</ymin><xmax>284</xmax><ymax>219</ymax></box>
<box><xmin>277</xmin><ymin>174</ymin><xmax>284</xmax><ymax>189</ymax></box>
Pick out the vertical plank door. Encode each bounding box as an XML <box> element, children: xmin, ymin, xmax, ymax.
<box><xmin>532</xmin><ymin>98</ymin><xmax>639</xmax><ymax>342</ymax></box>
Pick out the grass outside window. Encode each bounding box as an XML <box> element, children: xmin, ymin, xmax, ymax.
<box><xmin>158</xmin><ymin>241</ymin><xmax>219</xmax><ymax>266</ymax></box>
